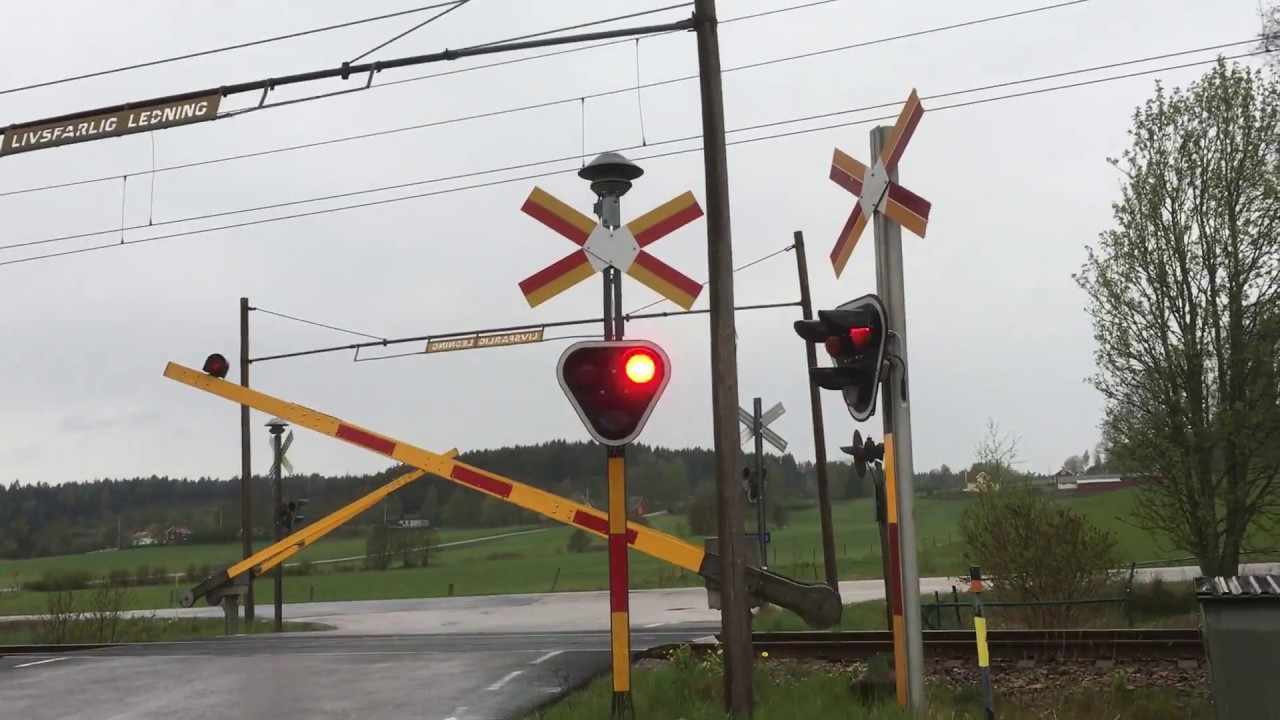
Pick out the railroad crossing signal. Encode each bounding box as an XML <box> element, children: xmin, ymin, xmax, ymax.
<box><xmin>517</xmin><ymin>186</ymin><xmax>705</xmax><ymax>310</ymax></box>
<box><xmin>794</xmin><ymin>293</ymin><xmax>889</xmax><ymax>422</ymax></box>
<box><xmin>827</xmin><ymin>89</ymin><xmax>932</xmax><ymax>277</ymax></box>
<box><xmin>556</xmin><ymin>339</ymin><xmax>671</xmax><ymax>447</ymax></box>
<box><xmin>738</xmin><ymin>402</ymin><xmax>787</xmax><ymax>452</ymax></box>
<box><xmin>267</xmin><ymin>428</ymin><xmax>294</xmax><ymax>476</ymax></box>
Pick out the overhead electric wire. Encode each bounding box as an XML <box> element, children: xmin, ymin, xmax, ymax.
<box><xmin>252</xmin><ymin>241</ymin><xmax>796</xmax><ymax>362</ymax></box>
<box><xmin>252</xmin><ymin>307</ymin><xmax>387</xmax><ymax>342</ymax></box>
<box><xmin>348</xmin><ymin>0</ymin><xmax>476</xmax><ymax>63</ymax></box>
<box><xmin>625</xmin><ymin>244</ymin><xmax>797</xmax><ymax>315</ymax></box>
<box><xmin>0</xmin><ymin>1</ymin><xmax>469</xmax><ymax>99</ymax></box>
<box><xmin>0</xmin><ymin>0</ymin><xmax>1100</xmax><ymax>201</ymax></box>
<box><xmin>0</xmin><ymin>38</ymin><xmax>1253</xmax><ymax>259</ymax></box>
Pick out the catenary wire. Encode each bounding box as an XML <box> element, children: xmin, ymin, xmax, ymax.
<box><xmin>0</xmin><ymin>46</ymin><xmax>1262</xmax><ymax>268</ymax></box>
<box><xmin>256</xmin><ymin>241</ymin><xmax>795</xmax><ymax>350</ymax></box>
<box><xmin>0</xmin><ymin>0</ymin><xmax>1089</xmax><ymax>200</ymax></box>
<box><xmin>0</xmin><ymin>1</ymin><xmax>469</xmax><ymax>98</ymax></box>
<box><xmin>251</xmin><ymin>307</ymin><xmax>387</xmax><ymax>341</ymax></box>
<box><xmin>348</xmin><ymin>0</ymin><xmax>477</xmax><ymax>63</ymax></box>
<box><xmin>0</xmin><ymin>39</ymin><xmax>1253</xmax><ymax>256</ymax></box>
<box><xmin>625</xmin><ymin>244</ymin><xmax>797</xmax><ymax>315</ymax></box>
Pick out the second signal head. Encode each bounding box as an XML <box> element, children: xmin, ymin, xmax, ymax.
<box><xmin>557</xmin><ymin>340</ymin><xmax>671</xmax><ymax>447</ymax></box>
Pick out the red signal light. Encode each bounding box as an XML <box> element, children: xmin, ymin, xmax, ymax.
<box><xmin>203</xmin><ymin>353</ymin><xmax>230</xmax><ymax>379</ymax></box>
<box><xmin>624</xmin><ymin>351</ymin><xmax>657</xmax><ymax>384</ymax></box>
<box><xmin>849</xmin><ymin>326</ymin><xmax>871</xmax><ymax>349</ymax></box>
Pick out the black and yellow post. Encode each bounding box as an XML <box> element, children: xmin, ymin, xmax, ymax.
<box><xmin>970</xmin><ymin>565</ymin><xmax>996</xmax><ymax>719</ymax></box>
<box><xmin>608</xmin><ymin>444</ymin><xmax>635</xmax><ymax>718</ymax></box>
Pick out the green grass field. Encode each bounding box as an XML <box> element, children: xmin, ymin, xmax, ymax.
<box><xmin>0</xmin><ymin>489</ymin><xmax>1240</xmax><ymax>617</ymax></box>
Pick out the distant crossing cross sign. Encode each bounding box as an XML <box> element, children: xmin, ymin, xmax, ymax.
<box><xmin>517</xmin><ymin>187</ymin><xmax>705</xmax><ymax>310</ymax></box>
<box><xmin>827</xmin><ymin>89</ymin><xmax>933</xmax><ymax>277</ymax></box>
<box><xmin>739</xmin><ymin>401</ymin><xmax>787</xmax><ymax>452</ymax></box>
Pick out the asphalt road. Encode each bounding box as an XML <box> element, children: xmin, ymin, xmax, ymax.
<box><xmin>0</xmin><ymin>626</ymin><xmax>716</xmax><ymax>720</ymax></box>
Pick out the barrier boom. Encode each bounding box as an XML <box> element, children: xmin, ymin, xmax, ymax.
<box><xmin>163</xmin><ymin>361</ymin><xmax>843</xmax><ymax>629</ymax></box>
<box><xmin>181</xmin><ymin>464</ymin><xmax>447</xmax><ymax>608</ymax></box>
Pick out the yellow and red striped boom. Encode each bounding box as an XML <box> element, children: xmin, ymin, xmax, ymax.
<box><xmin>162</xmin><ymin>361</ymin><xmax>843</xmax><ymax>628</ymax></box>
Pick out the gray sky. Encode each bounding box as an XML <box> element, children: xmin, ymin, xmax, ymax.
<box><xmin>0</xmin><ymin>0</ymin><xmax>1268</xmax><ymax>486</ymax></box>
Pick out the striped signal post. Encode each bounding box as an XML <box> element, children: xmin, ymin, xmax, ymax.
<box><xmin>825</xmin><ymin>89</ymin><xmax>935</xmax><ymax>712</ymax></box>
<box><xmin>970</xmin><ymin>565</ymin><xmax>996</xmax><ymax>719</ymax></box>
<box><xmin>519</xmin><ymin>153</ymin><xmax>705</xmax><ymax>719</ymax></box>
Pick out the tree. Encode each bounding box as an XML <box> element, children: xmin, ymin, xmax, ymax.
<box><xmin>1075</xmin><ymin>60</ymin><xmax>1280</xmax><ymax>576</ymax></box>
<box><xmin>1261</xmin><ymin>3</ymin><xmax>1279</xmax><ymax>68</ymax></box>
<box><xmin>957</xmin><ymin>421</ymin><xmax>1121</xmax><ymax>628</ymax></box>
<box><xmin>364</xmin><ymin>523</ymin><xmax>393</xmax><ymax>570</ymax></box>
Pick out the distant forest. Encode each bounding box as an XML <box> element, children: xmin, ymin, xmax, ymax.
<box><xmin>0</xmin><ymin>440</ymin><xmax>1080</xmax><ymax>561</ymax></box>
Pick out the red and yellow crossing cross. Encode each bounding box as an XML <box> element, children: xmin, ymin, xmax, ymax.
<box><xmin>517</xmin><ymin>187</ymin><xmax>705</xmax><ymax>310</ymax></box>
<box><xmin>827</xmin><ymin>89</ymin><xmax>933</xmax><ymax>278</ymax></box>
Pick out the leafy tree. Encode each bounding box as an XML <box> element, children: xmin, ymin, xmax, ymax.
<box><xmin>957</xmin><ymin>421</ymin><xmax>1121</xmax><ymax>628</ymax></box>
<box><xmin>364</xmin><ymin>523</ymin><xmax>393</xmax><ymax>570</ymax></box>
<box><xmin>1261</xmin><ymin>3</ymin><xmax>1279</xmax><ymax>67</ymax></box>
<box><xmin>1075</xmin><ymin>60</ymin><xmax>1280</xmax><ymax>576</ymax></box>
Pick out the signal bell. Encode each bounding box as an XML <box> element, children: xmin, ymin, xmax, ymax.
<box><xmin>556</xmin><ymin>339</ymin><xmax>671</xmax><ymax>446</ymax></box>
<box><xmin>793</xmin><ymin>293</ymin><xmax>889</xmax><ymax>422</ymax></box>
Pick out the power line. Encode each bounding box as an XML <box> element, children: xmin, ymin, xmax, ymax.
<box><xmin>0</xmin><ymin>40</ymin><xmax>1254</xmax><ymax>255</ymax></box>
<box><xmin>251</xmin><ymin>307</ymin><xmax>387</xmax><ymax>342</ymax></box>
<box><xmin>625</xmin><ymin>244</ymin><xmax>797</xmax><ymax>315</ymax></box>
<box><xmin>0</xmin><ymin>45</ymin><xmax>1262</xmax><ymax>269</ymax></box>
<box><xmin>348</xmin><ymin>0</ymin><xmax>477</xmax><ymax>64</ymax></box>
<box><xmin>0</xmin><ymin>0</ymin><xmax>1096</xmax><ymax>200</ymax></box>
<box><xmin>251</xmin><ymin>241</ymin><xmax>796</xmax><ymax>358</ymax></box>
<box><xmin>0</xmin><ymin>1</ymin><xmax>469</xmax><ymax>99</ymax></box>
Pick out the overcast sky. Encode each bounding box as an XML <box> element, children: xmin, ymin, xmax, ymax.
<box><xmin>0</xmin><ymin>0</ymin><xmax>1268</xmax><ymax>486</ymax></box>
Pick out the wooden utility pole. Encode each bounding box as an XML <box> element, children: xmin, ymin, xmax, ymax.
<box><xmin>693</xmin><ymin>0</ymin><xmax>754</xmax><ymax>715</ymax></box>
<box><xmin>239</xmin><ymin>297</ymin><xmax>254</xmax><ymax>622</ymax></box>
<box><xmin>792</xmin><ymin>231</ymin><xmax>839</xmax><ymax>591</ymax></box>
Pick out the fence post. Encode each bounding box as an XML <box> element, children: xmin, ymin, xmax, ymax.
<box><xmin>970</xmin><ymin>566</ymin><xmax>996</xmax><ymax>720</ymax></box>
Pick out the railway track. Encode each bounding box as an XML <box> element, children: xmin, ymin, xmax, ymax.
<box><xmin>646</xmin><ymin>628</ymin><xmax>1206</xmax><ymax>663</ymax></box>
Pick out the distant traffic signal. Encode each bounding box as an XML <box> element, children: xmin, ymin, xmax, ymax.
<box><xmin>557</xmin><ymin>339</ymin><xmax>671</xmax><ymax>446</ymax></box>
<box><xmin>794</xmin><ymin>293</ymin><xmax>889</xmax><ymax>422</ymax></box>
<box><xmin>278</xmin><ymin>499</ymin><xmax>308</xmax><ymax>532</ymax></box>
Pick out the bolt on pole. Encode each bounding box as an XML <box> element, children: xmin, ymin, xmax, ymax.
<box><xmin>870</xmin><ymin>124</ymin><xmax>925</xmax><ymax>711</ymax></box>
<box><xmin>693</xmin><ymin>0</ymin><xmax>755</xmax><ymax>715</ymax></box>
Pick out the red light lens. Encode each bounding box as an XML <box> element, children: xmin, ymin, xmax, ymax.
<box><xmin>624</xmin><ymin>351</ymin><xmax>657</xmax><ymax>384</ymax></box>
<box><xmin>823</xmin><ymin>337</ymin><xmax>842</xmax><ymax>357</ymax></box>
<box><xmin>849</xmin><ymin>326</ymin><xmax>871</xmax><ymax>349</ymax></box>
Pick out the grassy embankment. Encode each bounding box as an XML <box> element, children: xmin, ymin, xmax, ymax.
<box><xmin>525</xmin><ymin>644</ymin><xmax>1212</xmax><ymax>720</ymax></box>
<box><xmin>532</xmin><ymin>582</ymin><xmax>1214</xmax><ymax>720</ymax></box>
<box><xmin>0</xmin><ymin>488</ymin><xmax>1252</xmax><ymax>617</ymax></box>
<box><xmin>0</xmin><ymin>617</ymin><xmax>328</xmax><ymax>645</ymax></box>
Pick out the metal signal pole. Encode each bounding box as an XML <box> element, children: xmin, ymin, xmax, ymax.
<box><xmin>694</xmin><ymin>0</ymin><xmax>754</xmax><ymax>715</ymax></box>
<box><xmin>239</xmin><ymin>297</ymin><xmax>254</xmax><ymax>622</ymax></box>
<box><xmin>584</xmin><ymin>154</ymin><xmax>637</xmax><ymax>719</ymax></box>
<box><xmin>268</xmin><ymin>419</ymin><xmax>286</xmax><ymax>633</ymax></box>
<box><xmin>751</xmin><ymin>397</ymin><xmax>766</xmax><ymax>567</ymax></box>
<box><xmin>871</xmin><ymin>125</ymin><xmax>925</xmax><ymax>710</ymax></box>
